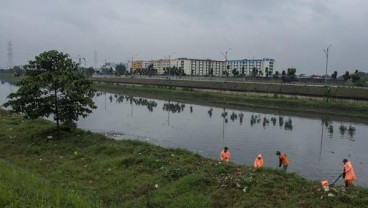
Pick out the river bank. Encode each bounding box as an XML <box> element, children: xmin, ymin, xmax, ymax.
<box><xmin>94</xmin><ymin>82</ymin><xmax>368</xmax><ymax>121</ymax></box>
<box><xmin>0</xmin><ymin>109</ymin><xmax>367</xmax><ymax>207</ymax></box>
<box><xmin>91</xmin><ymin>76</ymin><xmax>368</xmax><ymax>100</ymax></box>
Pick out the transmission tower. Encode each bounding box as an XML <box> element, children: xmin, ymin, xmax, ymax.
<box><xmin>94</xmin><ymin>50</ymin><xmax>98</xmax><ymax>69</ymax></box>
<box><xmin>7</xmin><ymin>41</ymin><xmax>13</xmax><ymax>69</ymax></box>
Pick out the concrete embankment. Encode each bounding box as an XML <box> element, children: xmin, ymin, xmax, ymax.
<box><xmin>91</xmin><ymin>77</ymin><xmax>368</xmax><ymax>101</ymax></box>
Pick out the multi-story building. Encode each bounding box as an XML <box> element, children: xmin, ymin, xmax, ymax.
<box><xmin>150</xmin><ymin>59</ymin><xmax>173</xmax><ymax>74</ymax></box>
<box><xmin>227</xmin><ymin>58</ymin><xmax>275</xmax><ymax>76</ymax></box>
<box><xmin>175</xmin><ymin>58</ymin><xmax>225</xmax><ymax>76</ymax></box>
<box><xmin>133</xmin><ymin>57</ymin><xmax>275</xmax><ymax>77</ymax></box>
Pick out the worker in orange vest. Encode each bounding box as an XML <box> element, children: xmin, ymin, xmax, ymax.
<box><xmin>276</xmin><ymin>151</ymin><xmax>288</xmax><ymax>171</ymax></box>
<box><xmin>254</xmin><ymin>153</ymin><xmax>263</xmax><ymax>169</ymax></box>
<box><xmin>220</xmin><ymin>146</ymin><xmax>230</xmax><ymax>162</ymax></box>
<box><xmin>341</xmin><ymin>159</ymin><xmax>356</xmax><ymax>187</ymax></box>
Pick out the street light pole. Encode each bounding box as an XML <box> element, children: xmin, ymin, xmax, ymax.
<box><xmin>166</xmin><ymin>52</ymin><xmax>175</xmax><ymax>79</ymax></box>
<box><xmin>323</xmin><ymin>45</ymin><xmax>332</xmax><ymax>86</ymax></box>
<box><xmin>221</xmin><ymin>48</ymin><xmax>232</xmax><ymax>76</ymax></box>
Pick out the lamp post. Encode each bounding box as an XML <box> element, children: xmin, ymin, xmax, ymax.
<box><xmin>166</xmin><ymin>52</ymin><xmax>175</xmax><ymax>79</ymax></box>
<box><xmin>323</xmin><ymin>45</ymin><xmax>332</xmax><ymax>86</ymax></box>
<box><xmin>221</xmin><ymin>48</ymin><xmax>232</xmax><ymax>76</ymax></box>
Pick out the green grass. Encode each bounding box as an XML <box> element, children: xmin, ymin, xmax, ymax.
<box><xmin>0</xmin><ymin>159</ymin><xmax>91</xmax><ymax>207</ymax></box>
<box><xmin>1</xmin><ymin>109</ymin><xmax>368</xmax><ymax>207</ymax></box>
<box><xmin>94</xmin><ymin>82</ymin><xmax>368</xmax><ymax>119</ymax></box>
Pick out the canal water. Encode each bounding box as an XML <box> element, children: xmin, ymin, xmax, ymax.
<box><xmin>1</xmin><ymin>79</ymin><xmax>367</xmax><ymax>187</ymax></box>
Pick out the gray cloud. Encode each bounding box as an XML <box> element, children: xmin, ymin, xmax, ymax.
<box><xmin>1</xmin><ymin>0</ymin><xmax>367</xmax><ymax>75</ymax></box>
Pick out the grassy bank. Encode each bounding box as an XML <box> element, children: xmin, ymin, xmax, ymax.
<box><xmin>1</xmin><ymin>109</ymin><xmax>367</xmax><ymax>207</ymax></box>
<box><xmin>0</xmin><ymin>159</ymin><xmax>91</xmax><ymax>207</ymax></box>
<box><xmin>94</xmin><ymin>82</ymin><xmax>368</xmax><ymax>119</ymax></box>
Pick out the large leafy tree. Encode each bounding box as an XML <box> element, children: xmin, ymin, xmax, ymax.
<box><xmin>4</xmin><ymin>50</ymin><xmax>97</xmax><ymax>130</ymax></box>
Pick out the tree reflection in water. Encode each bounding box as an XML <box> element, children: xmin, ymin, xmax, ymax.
<box><xmin>163</xmin><ymin>102</ymin><xmax>185</xmax><ymax>113</ymax></box>
<box><xmin>89</xmin><ymin>92</ymin><xmax>360</xmax><ymax>138</ymax></box>
<box><xmin>230</xmin><ymin>112</ymin><xmax>237</xmax><ymax>122</ymax></box>
<box><xmin>279</xmin><ymin>116</ymin><xmax>284</xmax><ymax>127</ymax></box>
<box><xmin>284</xmin><ymin>118</ymin><xmax>293</xmax><ymax>130</ymax></box>
<box><xmin>239</xmin><ymin>113</ymin><xmax>244</xmax><ymax>124</ymax></box>
<box><xmin>208</xmin><ymin>108</ymin><xmax>213</xmax><ymax>117</ymax></box>
<box><xmin>271</xmin><ymin>117</ymin><xmax>277</xmax><ymax>126</ymax></box>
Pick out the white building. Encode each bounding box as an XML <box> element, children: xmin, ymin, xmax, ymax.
<box><xmin>227</xmin><ymin>58</ymin><xmax>275</xmax><ymax>76</ymax></box>
<box><xmin>174</xmin><ymin>58</ymin><xmax>225</xmax><ymax>76</ymax></box>
<box><xmin>145</xmin><ymin>57</ymin><xmax>275</xmax><ymax>77</ymax></box>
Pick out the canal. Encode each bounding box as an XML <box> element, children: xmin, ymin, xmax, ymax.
<box><xmin>1</xmin><ymin>78</ymin><xmax>367</xmax><ymax>187</ymax></box>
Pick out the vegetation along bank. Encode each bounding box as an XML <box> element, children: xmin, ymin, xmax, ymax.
<box><xmin>1</xmin><ymin>109</ymin><xmax>368</xmax><ymax>207</ymax></box>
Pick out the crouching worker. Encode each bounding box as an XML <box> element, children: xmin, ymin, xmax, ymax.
<box><xmin>341</xmin><ymin>159</ymin><xmax>356</xmax><ymax>187</ymax></box>
<box><xmin>276</xmin><ymin>151</ymin><xmax>288</xmax><ymax>171</ymax></box>
<box><xmin>254</xmin><ymin>154</ymin><xmax>263</xmax><ymax>169</ymax></box>
<box><xmin>220</xmin><ymin>146</ymin><xmax>230</xmax><ymax>162</ymax></box>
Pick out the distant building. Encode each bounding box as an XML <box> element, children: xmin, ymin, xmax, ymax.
<box><xmin>150</xmin><ymin>59</ymin><xmax>177</xmax><ymax>74</ymax></box>
<box><xmin>174</xmin><ymin>58</ymin><xmax>224</xmax><ymax>76</ymax></box>
<box><xmin>133</xmin><ymin>57</ymin><xmax>275</xmax><ymax>77</ymax></box>
<box><xmin>227</xmin><ymin>58</ymin><xmax>275</xmax><ymax>76</ymax></box>
<box><xmin>127</xmin><ymin>60</ymin><xmax>151</xmax><ymax>73</ymax></box>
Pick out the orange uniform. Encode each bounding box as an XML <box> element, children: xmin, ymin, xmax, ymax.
<box><xmin>343</xmin><ymin>161</ymin><xmax>356</xmax><ymax>186</ymax></box>
<box><xmin>254</xmin><ymin>154</ymin><xmax>263</xmax><ymax>168</ymax></box>
<box><xmin>220</xmin><ymin>150</ymin><xmax>230</xmax><ymax>162</ymax></box>
<box><xmin>279</xmin><ymin>153</ymin><xmax>288</xmax><ymax>166</ymax></box>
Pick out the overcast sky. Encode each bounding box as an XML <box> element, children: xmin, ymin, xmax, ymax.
<box><xmin>1</xmin><ymin>0</ymin><xmax>367</xmax><ymax>75</ymax></box>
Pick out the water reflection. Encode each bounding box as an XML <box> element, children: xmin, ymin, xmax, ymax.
<box><xmin>249</xmin><ymin>114</ymin><xmax>293</xmax><ymax>130</ymax></box>
<box><xmin>239</xmin><ymin>113</ymin><xmax>244</xmax><ymax>124</ymax></box>
<box><xmin>284</xmin><ymin>118</ymin><xmax>293</xmax><ymax>130</ymax></box>
<box><xmin>1</xmin><ymin>79</ymin><xmax>367</xmax><ymax>187</ymax></box>
<box><xmin>271</xmin><ymin>117</ymin><xmax>277</xmax><ymax>126</ymax></box>
<box><xmin>320</xmin><ymin>117</ymin><xmax>357</xmax><ymax>141</ymax></box>
<box><xmin>163</xmin><ymin>102</ymin><xmax>185</xmax><ymax>113</ymax></box>
<box><xmin>208</xmin><ymin>108</ymin><xmax>213</xmax><ymax>117</ymax></box>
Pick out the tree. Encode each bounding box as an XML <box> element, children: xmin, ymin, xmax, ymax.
<box><xmin>287</xmin><ymin>68</ymin><xmax>296</xmax><ymax>78</ymax></box>
<box><xmin>281</xmin><ymin>70</ymin><xmax>286</xmax><ymax>76</ymax></box>
<box><xmin>251</xmin><ymin>67</ymin><xmax>258</xmax><ymax>77</ymax></box>
<box><xmin>145</xmin><ymin>64</ymin><xmax>157</xmax><ymax>76</ymax></box>
<box><xmin>101</xmin><ymin>66</ymin><xmax>113</xmax><ymax>75</ymax></box>
<box><xmin>209</xmin><ymin>68</ymin><xmax>214</xmax><ymax>76</ymax></box>
<box><xmin>331</xmin><ymin>71</ymin><xmax>338</xmax><ymax>79</ymax></box>
<box><xmin>265</xmin><ymin>67</ymin><xmax>269</xmax><ymax>78</ymax></box>
<box><xmin>351</xmin><ymin>70</ymin><xmax>360</xmax><ymax>83</ymax></box>
<box><xmin>232</xmin><ymin>69</ymin><xmax>239</xmax><ymax>77</ymax></box>
<box><xmin>115</xmin><ymin>64</ymin><xmax>126</xmax><ymax>76</ymax></box>
<box><xmin>4</xmin><ymin>50</ymin><xmax>97</xmax><ymax>131</ymax></box>
<box><xmin>343</xmin><ymin>71</ymin><xmax>350</xmax><ymax>81</ymax></box>
<box><xmin>273</xmin><ymin>71</ymin><xmax>280</xmax><ymax>78</ymax></box>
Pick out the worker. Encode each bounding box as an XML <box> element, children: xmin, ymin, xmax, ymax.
<box><xmin>341</xmin><ymin>159</ymin><xmax>356</xmax><ymax>187</ymax></box>
<box><xmin>276</xmin><ymin>151</ymin><xmax>288</xmax><ymax>171</ymax></box>
<box><xmin>220</xmin><ymin>146</ymin><xmax>230</xmax><ymax>162</ymax></box>
<box><xmin>254</xmin><ymin>153</ymin><xmax>264</xmax><ymax>169</ymax></box>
